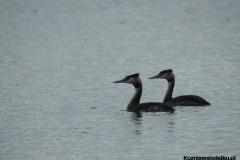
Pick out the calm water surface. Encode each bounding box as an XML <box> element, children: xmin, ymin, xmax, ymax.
<box><xmin>0</xmin><ymin>0</ymin><xmax>240</xmax><ymax>159</ymax></box>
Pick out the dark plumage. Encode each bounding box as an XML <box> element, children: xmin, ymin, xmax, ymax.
<box><xmin>136</xmin><ymin>102</ymin><xmax>175</xmax><ymax>113</ymax></box>
<box><xmin>165</xmin><ymin>95</ymin><xmax>211</xmax><ymax>106</ymax></box>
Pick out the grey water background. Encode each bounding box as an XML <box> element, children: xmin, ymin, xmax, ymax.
<box><xmin>0</xmin><ymin>0</ymin><xmax>240</xmax><ymax>159</ymax></box>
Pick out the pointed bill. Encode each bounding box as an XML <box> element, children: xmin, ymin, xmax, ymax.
<box><xmin>113</xmin><ymin>79</ymin><xmax>125</xmax><ymax>83</ymax></box>
<box><xmin>148</xmin><ymin>74</ymin><xmax>159</xmax><ymax>79</ymax></box>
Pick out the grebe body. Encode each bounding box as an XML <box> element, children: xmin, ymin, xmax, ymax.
<box><xmin>149</xmin><ymin>69</ymin><xmax>210</xmax><ymax>106</ymax></box>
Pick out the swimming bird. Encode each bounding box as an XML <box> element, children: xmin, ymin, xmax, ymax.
<box><xmin>148</xmin><ymin>69</ymin><xmax>210</xmax><ymax>106</ymax></box>
<box><xmin>114</xmin><ymin>73</ymin><xmax>175</xmax><ymax>113</ymax></box>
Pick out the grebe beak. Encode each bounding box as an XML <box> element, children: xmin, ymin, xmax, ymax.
<box><xmin>148</xmin><ymin>74</ymin><xmax>160</xmax><ymax>79</ymax></box>
<box><xmin>113</xmin><ymin>79</ymin><xmax>125</xmax><ymax>83</ymax></box>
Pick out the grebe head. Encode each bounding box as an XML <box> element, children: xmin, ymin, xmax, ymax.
<box><xmin>114</xmin><ymin>73</ymin><xmax>141</xmax><ymax>88</ymax></box>
<box><xmin>148</xmin><ymin>69</ymin><xmax>174</xmax><ymax>82</ymax></box>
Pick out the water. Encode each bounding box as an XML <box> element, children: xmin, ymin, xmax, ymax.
<box><xmin>0</xmin><ymin>0</ymin><xmax>240</xmax><ymax>159</ymax></box>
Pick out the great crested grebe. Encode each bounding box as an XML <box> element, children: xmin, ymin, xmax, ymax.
<box><xmin>114</xmin><ymin>73</ymin><xmax>174</xmax><ymax>113</ymax></box>
<box><xmin>148</xmin><ymin>69</ymin><xmax>210</xmax><ymax>106</ymax></box>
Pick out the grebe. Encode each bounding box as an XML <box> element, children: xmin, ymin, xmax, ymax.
<box><xmin>148</xmin><ymin>69</ymin><xmax>210</xmax><ymax>106</ymax></box>
<box><xmin>114</xmin><ymin>73</ymin><xmax>174</xmax><ymax>113</ymax></box>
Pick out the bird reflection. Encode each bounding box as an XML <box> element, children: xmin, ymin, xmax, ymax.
<box><xmin>130</xmin><ymin>112</ymin><xmax>143</xmax><ymax>135</ymax></box>
<box><xmin>132</xmin><ymin>111</ymin><xmax>142</xmax><ymax>118</ymax></box>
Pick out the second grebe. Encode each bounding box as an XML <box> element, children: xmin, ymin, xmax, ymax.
<box><xmin>148</xmin><ymin>69</ymin><xmax>210</xmax><ymax>106</ymax></box>
<box><xmin>114</xmin><ymin>73</ymin><xmax>174</xmax><ymax>113</ymax></box>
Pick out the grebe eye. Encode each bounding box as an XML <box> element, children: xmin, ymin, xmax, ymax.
<box><xmin>124</xmin><ymin>77</ymin><xmax>129</xmax><ymax>81</ymax></box>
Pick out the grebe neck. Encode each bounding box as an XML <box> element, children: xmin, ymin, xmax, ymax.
<box><xmin>163</xmin><ymin>78</ymin><xmax>175</xmax><ymax>103</ymax></box>
<box><xmin>127</xmin><ymin>86</ymin><xmax>142</xmax><ymax>112</ymax></box>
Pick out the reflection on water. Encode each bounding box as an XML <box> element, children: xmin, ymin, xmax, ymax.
<box><xmin>0</xmin><ymin>0</ymin><xmax>240</xmax><ymax>159</ymax></box>
<box><xmin>131</xmin><ymin>112</ymin><xmax>143</xmax><ymax>119</ymax></box>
